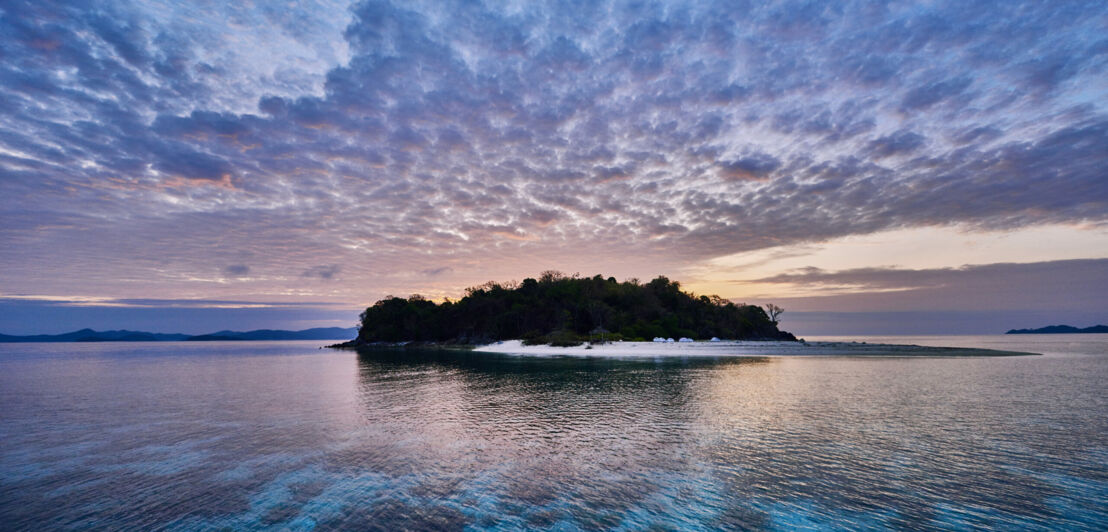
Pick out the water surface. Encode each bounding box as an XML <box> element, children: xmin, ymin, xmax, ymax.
<box><xmin>1</xmin><ymin>336</ymin><xmax>1106</xmax><ymax>530</ymax></box>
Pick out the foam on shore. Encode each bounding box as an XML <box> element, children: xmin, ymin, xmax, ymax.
<box><xmin>472</xmin><ymin>339</ymin><xmax>1037</xmax><ymax>358</ymax></box>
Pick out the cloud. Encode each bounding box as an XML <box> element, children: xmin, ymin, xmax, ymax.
<box><xmin>781</xmin><ymin>310</ymin><xmax>1105</xmax><ymax>336</ymax></box>
<box><xmin>0</xmin><ymin>297</ymin><xmax>356</xmax><ymax>335</ymax></box>
<box><xmin>866</xmin><ymin>130</ymin><xmax>927</xmax><ymax>158</ymax></box>
<box><xmin>153</xmin><ymin>146</ymin><xmax>235</xmax><ymax>181</ymax></box>
<box><xmin>1</xmin><ymin>0</ymin><xmax>1107</xmax><ymax>310</ymax></box>
<box><xmin>745</xmin><ymin>259</ymin><xmax>1108</xmax><ymax>313</ymax></box>
<box><xmin>0</xmin><ymin>296</ymin><xmax>345</xmax><ymax>309</ymax></box>
<box><xmin>302</xmin><ymin>264</ymin><xmax>341</xmax><ymax>280</ymax></box>
<box><xmin>718</xmin><ymin>153</ymin><xmax>782</xmax><ymax>181</ymax></box>
<box><xmin>901</xmin><ymin>77</ymin><xmax>973</xmax><ymax>110</ymax></box>
<box><xmin>223</xmin><ymin>265</ymin><xmax>250</xmax><ymax>277</ymax></box>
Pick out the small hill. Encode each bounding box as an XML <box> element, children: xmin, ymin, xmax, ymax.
<box><xmin>0</xmin><ymin>329</ymin><xmax>191</xmax><ymax>342</ymax></box>
<box><xmin>0</xmin><ymin>327</ymin><xmax>357</xmax><ymax>342</ymax></box>
<box><xmin>347</xmin><ymin>272</ymin><xmax>795</xmax><ymax>347</ymax></box>
<box><xmin>1007</xmin><ymin>324</ymin><xmax>1108</xmax><ymax>334</ymax></box>
<box><xmin>186</xmin><ymin>328</ymin><xmax>360</xmax><ymax>341</ymax></box>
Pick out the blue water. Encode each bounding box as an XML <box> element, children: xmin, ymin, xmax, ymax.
<box><xmin>1</xmin><ymin>336</ymin><xmax>1106</xmax><ymax>530</ymax></box>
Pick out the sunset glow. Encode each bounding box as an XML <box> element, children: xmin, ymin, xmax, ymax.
<box><xmin>2</xmin><ymin>0</ymin><xmax>1106</xmax><ymax>334</ymax></box>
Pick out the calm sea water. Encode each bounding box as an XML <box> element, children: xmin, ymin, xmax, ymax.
<box><xmin>1</xmin><ymin>335</ymin><xmax>1106</xmax><ymax>530</ymax></box>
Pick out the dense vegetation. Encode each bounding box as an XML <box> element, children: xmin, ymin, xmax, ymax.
<box><xmin>353</xmin><ymin>272</ymin><xmax>795</xmax><ymax>346</ymax></box>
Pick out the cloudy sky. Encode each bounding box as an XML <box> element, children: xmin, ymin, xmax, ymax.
<box><xmin>2</xmin><ymin>0</ymin><xmax>1106</xmax><ymax>335</ymax></box>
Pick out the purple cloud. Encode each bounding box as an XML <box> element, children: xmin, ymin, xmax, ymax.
<box><xmin>0</xmin><ymin>0</ymin><xmax>1105</xmax><ymax>316</ymax></box>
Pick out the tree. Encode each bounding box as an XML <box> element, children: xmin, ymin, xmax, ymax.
<box><xmin>353</xmin><ymin>273</ymin><xmax>795</xmax><ymax>345</ymax></box>
<box><xmin>764</xmin><ymin>303</ymin><xmax>784</xmax><ymax>324</ymax></box>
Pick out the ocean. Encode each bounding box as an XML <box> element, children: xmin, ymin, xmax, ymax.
<box><xmin>1</xmin><ymin>335</ymin><xmax>1105</xmax><ymax>530</ymax></box>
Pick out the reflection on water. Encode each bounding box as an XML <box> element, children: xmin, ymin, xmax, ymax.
<box><xmin>1</xmin><ymin>339</ymin><xmax>1106</xmax><ymax>530</ymax></box>
<box><xmin>346</xmin><ymin>350</ymin><xmax>771</xmax><ymax>529</ymax></box>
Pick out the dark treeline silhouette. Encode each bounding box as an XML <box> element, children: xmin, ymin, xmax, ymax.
<box><xmin>353</xmin><ymin>271</ymin><xmax>795</xmax><ymax>346</ymax></box>
<box><xmin>0</xmin><ymin>327</ymin><xmax>359</xmax><ymax>343</ymax></box>
<box><xmin>1006</xmin><ymin>324</ymin><xmax>1108</xmax><ymax>334</ymax></box>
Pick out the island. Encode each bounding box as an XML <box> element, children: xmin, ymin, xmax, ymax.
<box><xmin>1006</xmin><ymin>325</ymin><xmax>1108</xmax><ymax>334</ymax></box>
<box><xmin>335</xmin><ymin>272</ymin><xmax>795</xmax><ymax>349</ymax></box>
<box><xmin>334</xmin><ymin>272</ymin><xmax>1039</xmax><ymax>357</ymax></box>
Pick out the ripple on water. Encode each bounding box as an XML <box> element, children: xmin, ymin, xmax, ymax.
<box><xmin>1</xmin><ymin>340</ymin><xmax>1107</xmax><ymax>530</ymax></box>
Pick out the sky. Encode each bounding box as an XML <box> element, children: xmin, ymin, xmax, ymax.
<box><xmin>1</xmin><ymin>0</ymin><xmax>1106</xmax><ymax>335</ymax></box>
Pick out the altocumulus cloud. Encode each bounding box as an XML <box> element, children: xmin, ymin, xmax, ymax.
<box><xmin>302</xmin><ymin>264</ymin><xmax>341</xmax><ymax>280</ymax></box>
<box><xmin>223</xmin><ymin>265</ymin><xmax>250</xmax><ymax>278</ymax></box>
<box><xmin>1</xmin><ymin>0</ymin><xmax>1106</xmax><ymax>303</ymax></box>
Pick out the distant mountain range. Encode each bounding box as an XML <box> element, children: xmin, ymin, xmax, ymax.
<box><xmin>0</xmin><ymin>327</ymin><xmax>358</xmax><ymax>342</ymax></box>
<box><xmin>1006</xmin><ymin>325</ymin><xmax>1108</xmax><ymax>334</ymax></box>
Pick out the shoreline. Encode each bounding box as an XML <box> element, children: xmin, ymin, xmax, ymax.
<box><xmin>471</xmin><ymin>339</ymin><xmax>1039</xmax><ymax>358</ymax></box>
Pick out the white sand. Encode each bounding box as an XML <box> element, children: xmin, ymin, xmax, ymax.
<box><xmin>472</xmin><ymin>339</ymin><xmax>1036</xmax><ymax>358</ymax></box>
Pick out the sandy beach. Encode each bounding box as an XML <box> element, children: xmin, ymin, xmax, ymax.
<box><xmin>473</xmin><ymin>339</ymin><xmax>1038</xmax><ymax>358</ymax></box>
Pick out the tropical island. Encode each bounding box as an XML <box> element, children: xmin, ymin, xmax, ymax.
<box><xmin>337</xmin><ymin>271</ymin><xmax>795</xmax><ymax>349</ymax></box>
<box><xmin>334</xmin><ymin>272</ymin><xmax>1040</xmax><ymax>357</ymax></box>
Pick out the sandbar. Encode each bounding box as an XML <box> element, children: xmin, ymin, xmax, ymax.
<box><xmin>472</xmin><ymin>339</ymin><xmax>1037</xmax><ymax>358</ymax></box>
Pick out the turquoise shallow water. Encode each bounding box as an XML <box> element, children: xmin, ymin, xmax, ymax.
<box><xmin>1</xmin><ymin>335</ymin><xmax>1106</xmax><ymax>530</ymax></box>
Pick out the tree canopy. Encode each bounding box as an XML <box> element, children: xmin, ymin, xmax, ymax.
<box><xmin>354</xmin><ymin>272</ymin><xmax>796</xmax><ymax>346</ymax></box>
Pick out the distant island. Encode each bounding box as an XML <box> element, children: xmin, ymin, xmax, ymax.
<box><xmin>338</xmin><ymin>271</ymin><xmax>795</xmax><ymax>349</ymax></box>
<box><xmin>0</xmin><ymin>327</ymin><xmax>358</xmax><ymax>343</ymax></box>
<box><xmin>1006</xmin><ymin>325</ymin><xmax>1108</xmax><ymax>334</ymax></box>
